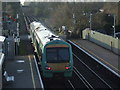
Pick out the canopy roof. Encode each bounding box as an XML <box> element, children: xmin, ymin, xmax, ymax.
<box><xmin>0</xmin><ymin>36</ymin><xmax>5</xmax><ymax>42</ymax></box>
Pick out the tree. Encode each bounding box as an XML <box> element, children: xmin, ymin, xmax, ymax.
<box><xmin>25</xmin><ymin>2</ymin><xmax>119</xmax><ymax>37</ymax></box>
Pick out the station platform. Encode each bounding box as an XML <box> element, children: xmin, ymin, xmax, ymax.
<box><xmin>69</xmin><ymin>39</ymin><xmax>120</xmax><ymax>78</ymax></box>
<box><xmin>2</xmin><ymin>55</ymin><xmax>44</xmax><ymax>89</ymax></box>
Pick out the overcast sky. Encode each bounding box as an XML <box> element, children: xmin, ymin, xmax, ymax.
<box><xmin>2</xmin><ymin>0</ymin><xmax>120</xmax><ymax>5</ymax></box>
<box><xmin>20</xmin><ymin>0</ymin><xmax>120</xmax><ymax>3</ymax></box>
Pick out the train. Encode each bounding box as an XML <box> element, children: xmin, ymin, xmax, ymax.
<box><xmin>29</xmin><ymin>21</ymin><xmax>73</xmax><ymax>78</ymax></box>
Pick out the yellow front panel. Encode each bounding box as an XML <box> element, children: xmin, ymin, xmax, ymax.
<box><xmin>48</xmin><ymin>63</ymin><xmax>69</xmax><ymax>71</ymax></box>
<box><xmin>46</xmin><ymin>44</ymin><xmax>69</xmax><ymax>48</ymax></box>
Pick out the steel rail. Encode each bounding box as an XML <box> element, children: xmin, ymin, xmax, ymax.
<box><xmin>73</xmin><ymin>66</ymin><xmax>94</xmax><ymax>90</ymax></box>
<box><xmin>73</xmin><ymin>53</ymin><xmax>113</xmax><ymax>89</ymax></box>
<box><xmin>33</xmin><ymin>55</ymin><xmax>44</xmax><ymax>90</ymax></box>
<box><xmin>67</xmin><ymin>80</ymin><xmax>75</xmax><ymax>90</ymax></box>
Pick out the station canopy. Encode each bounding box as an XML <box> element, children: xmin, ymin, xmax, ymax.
<box><xmin>0</xmin><ymin>36</ymin><xmax>5</xmax><ymax>42</ymax></box>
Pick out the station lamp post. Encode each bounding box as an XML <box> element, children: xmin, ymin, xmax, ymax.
<box><xmin>89</xmin><ymin>13</ymin><xmax>92</xmax><ymax>30</ymax></box>
<box><xmin>113</xmin><ymin>15</ymin><xmax>116</xmax><ymax>38</ymax></box>
<box><xmin>72</xmin><ymin>13</ymin><xmax>76</xmax><ymax>32</ymax></box>
<box><xmin>5</xmin><ymin>0</ymin><xmax>7</xmax><ymax>23</ymax></box>
<box><xmin>73</xmin><ymin>13</ymin><xmax>75</xmax><ymax>24</ymax></box>
<box><xmin>108</xmin><ymin>14</ymin><xmax>116</xmax><ymax>38</ymax></box>
<box><xmin>83</xmin><ymin>12</ymin><xmax>92</xmax><ymax>30</ymax></box>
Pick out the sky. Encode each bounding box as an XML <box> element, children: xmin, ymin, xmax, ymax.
<box><xmin>19</xmin><ymin>0</ymin><xmax>119</xmax><ymax>5</ymax></box>
<box><xmin>20</xmin><ymin>0</ymin><xmax>25</xmax><ymax>5</ymax></box>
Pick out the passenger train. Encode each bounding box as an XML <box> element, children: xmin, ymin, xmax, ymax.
<box><xmin>30</xmin><ymin>21</ymin><xmax>73</xmax><ymax>78</ymax></box>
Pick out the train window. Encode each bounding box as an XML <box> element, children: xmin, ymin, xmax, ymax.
<box><xmin>46</xmin><ymin>48</ymin><xmax>58</xmax><ymax>62</ymax></box>
<box><xmin>58</xmin><ymin>48</ymin><xmax>69</xmax><ymax>61</ymax></box>
<box><xmin>46</xmin><ymin>48</ymin><xmax>70</xmax><ymax>63</ymax></box>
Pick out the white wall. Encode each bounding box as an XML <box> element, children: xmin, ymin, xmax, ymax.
<box><xmin>82</xmin><ymin>29</ymin><xmax>120</xmax><ymax>55</ymax></box>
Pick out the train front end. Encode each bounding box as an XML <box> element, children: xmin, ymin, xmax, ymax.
<box><xmin>42</xmin><ymin>40</ymin><xmax>73</xmax><ymax>78</ymax></box>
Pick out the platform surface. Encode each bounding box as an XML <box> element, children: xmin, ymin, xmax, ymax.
<box><xmin>71</xmin><ymin>39</ymin><xmax>120</xmax><ymax>77</ymax></box>
<box><xmin>2</xmin><ymin>55</ymin><xmax>42</xmax><ymax>88</ymax></box>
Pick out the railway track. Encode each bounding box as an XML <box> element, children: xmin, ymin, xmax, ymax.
<box><xmin>67</xmin><ymin>80</ymin><xmax>75</xmax><ymax>89</ymax></box>
<box><xmin>42</xmin><ymin>78</ymin><xmax>75</xmax><ymax>89</ymax></box>
<box><xmin>73</xmin><ymin>66</ymin><xmax>93</xmax><ymax>89</ymax></box>
<box><xmin>68</xmin><ymin>40</ymin><xmax>119</xmax><ymax>89</ymax></box>
<box><xmin>73</xmin><ymin>53</ymin><xmax>112</xmax><ymax>89</ymax></box>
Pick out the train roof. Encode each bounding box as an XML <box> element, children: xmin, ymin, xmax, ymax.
<box><xmin>30</xmin><ymin>21</ymin><xmax>61</xmax><ymax>46</ymax></box>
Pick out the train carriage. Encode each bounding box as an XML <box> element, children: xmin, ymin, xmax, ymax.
<box><xmin>30</xmin><ymin>21</ymin><xmax>73</xmax><ymax>78</ymax></box>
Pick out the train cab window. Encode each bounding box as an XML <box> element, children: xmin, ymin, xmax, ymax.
<box><xmin>58</xmin><ymin>48</ymin><xmax>69</xmax><ymax>61</ymax></box>
<box><xmin>46</xmin><ymin>48</ymin><xmax>57</xmax><ymax>62</ymax></box>
<box><xmin>46</xmin><ymin>48</ymin><xmax>70</xmax><ymax>63</ymax></box>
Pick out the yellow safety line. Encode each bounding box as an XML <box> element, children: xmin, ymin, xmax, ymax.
<box><xmin>72</xmin><ymin>40</ymin><xmax>120</xmax><ymax>73</ymax></box>
<box><xmin>28</xmin><ymin>56</ymin><xmax>36</xmax><ymax>90</ymax></box>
